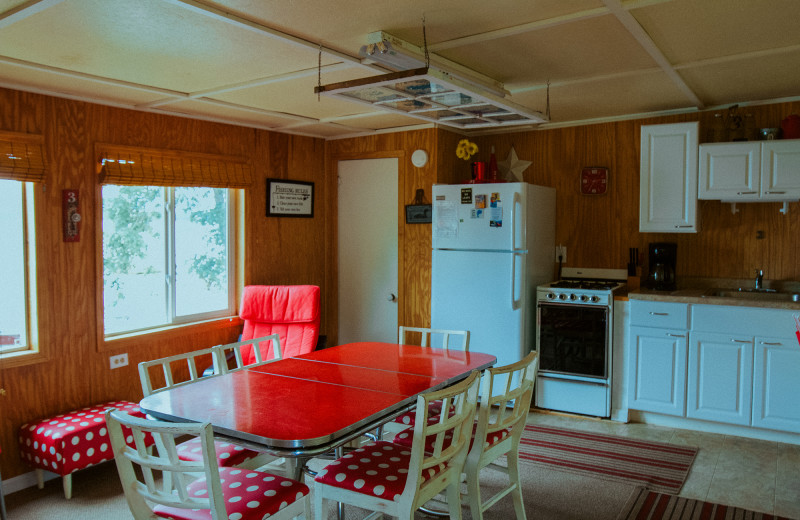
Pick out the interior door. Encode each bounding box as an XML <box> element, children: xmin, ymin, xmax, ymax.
<box><xmin>338</xmin><ymin>158</ymin><xmax>398</xmax><ymax>344</ymax></box>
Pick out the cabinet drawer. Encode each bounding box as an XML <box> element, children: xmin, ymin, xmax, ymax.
<box><xmin>631</xmin><ymin>301</ymin><xmax>689</xmax><ymax>329</ymax></box>
<box><xmin>692</xmin><ymin>304</ymin><xmax>798</xmax><ymax>337</ymax></box>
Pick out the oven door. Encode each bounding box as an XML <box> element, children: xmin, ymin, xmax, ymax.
<box><xmin>536</xmin><ymin>302</ymin><xmax>609</xmax><ymax>380</ymax></box>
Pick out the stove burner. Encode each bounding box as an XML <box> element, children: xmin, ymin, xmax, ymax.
<box><xmin>549</xmin><ymin>280</ymin><xmax>619</xmax><ymax>291</ymax></box>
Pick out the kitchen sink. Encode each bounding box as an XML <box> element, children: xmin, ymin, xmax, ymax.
<box><xmin>703</xmin><ymin>288</ymin><xmax>800</xmax><ymax>302</ymax></box>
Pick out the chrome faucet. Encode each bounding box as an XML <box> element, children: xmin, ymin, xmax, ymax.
<box><xmin>755</xmin><ymin>269</ymin><xmax>764</xmax><ymax>290</ymax></box>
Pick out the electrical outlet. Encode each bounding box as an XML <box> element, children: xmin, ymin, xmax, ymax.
<box><xmin>110</xmin><ymin>353</ymin><xmax>128</xmax><ymax>369</ymax></box>
<box><xmin>555</xmin><ymin>245</ymin><xmax>566</xmax><ymax>263</ymax></box>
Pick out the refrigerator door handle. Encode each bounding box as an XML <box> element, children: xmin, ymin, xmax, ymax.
<box><xmin>512</xmin><ymin>191</ymin><xmax>521</xmax><ymax>251</ymax></box>
<box><xmin>512</xmin><ymin>252</ymin><xmax>522</xmax><ymax>310</ymax></box>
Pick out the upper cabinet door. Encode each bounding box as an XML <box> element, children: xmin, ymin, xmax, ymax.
<box><xmin>639</xmin><ymin>122</ymin><xmax>699</xmax><ymax>233</ymax></box>
<box><xmin>760</xmin><ymin>140</ymin><xmax>800</xmax><ymax>200</ymax></box>
<box><xmin>698</xmin><ymin>142</ymin><xmax>760</xmax><ymax>200</ymax></box>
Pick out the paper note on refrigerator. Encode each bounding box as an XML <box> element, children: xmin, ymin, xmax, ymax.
<box><xmin>434</xmin><ymin>201</ymin><xmax>458</xmax><ymax>238</ymax></box>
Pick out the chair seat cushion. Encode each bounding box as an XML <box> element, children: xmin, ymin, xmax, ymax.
<box><xmin>393</xmin><ymin>422</ymin><xmax>510</xmax><ymax>453</ymax></box>
<box><xmin>393</xmin><ymin>399</ymin><xmax>451</xmax><ymax>426</ymax></box>
<box><xmin>154</xmin><ymin>468</ymin><xmax>309</xmax><ymax>520</ymax></box>
<box><xmin>314</xmin><ymin>441</ymin><xmax>445</xmax><ymax>501</ymax></box>
<box><xmin>175</xmin><ymin>437</ymin><xmax>263</xmax><ymax>467</ymax></box>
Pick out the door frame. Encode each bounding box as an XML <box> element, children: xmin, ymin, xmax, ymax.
<box><xmin>326</xmin><ymin>150</ymin><xmax>406</xmax><ymax>345</ymax></box>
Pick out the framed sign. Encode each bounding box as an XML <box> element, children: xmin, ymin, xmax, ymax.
<box><xmin>405</xmin><ymin>204</ymin><xmax>432</xmax><ymax>224</ymax></box>
<box><xmin>267</xmin><ymin>178</ymin><xmax>314</xmax><ymax>217</ymax></box>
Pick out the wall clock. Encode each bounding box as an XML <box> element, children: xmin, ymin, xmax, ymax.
<box><xmin>580</xmin><ymin>167</ymin><xmax>608</xmax><ymax>195</ymax></box>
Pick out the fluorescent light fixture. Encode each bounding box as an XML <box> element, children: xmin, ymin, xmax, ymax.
<box><xmin>315</xmin><ymin>66</ymin><xmax>548</xmax><ymax>130</ymax></box>
<box><xmin>359</xmin><ymin>40</ymin><xmax>426</xmax><ymax>72</ymax></box>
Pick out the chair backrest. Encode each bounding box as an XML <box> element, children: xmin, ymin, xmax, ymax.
<box><xmin>106</xmin><ymin>409</ymin><xmax>229</xmax><ymax>519</ymax></box>
<box><xmin>398</xmin><ymin>326</ymin><xmax>470</xmax><ymax>350</ymax></box>
<box><xmin>218</xmin><ymin>333</ymin><xmax>282</xmax><ymax>372</ymax></box>
<box><xmin>138</xmin><ymin>347</ymin><xmax>225</xmax><ymax>397</ymax></box>
<box><xmin>402</xmin><ymin>371</ymin><xmax>480</xmax><ymax>510</ymax></box>
<box><xmin>239</xmin><ymin>285</ymin><xmax>320</xmax><ymax>364</ymax></box>
<box><xmin>468</xmin><ymin>351</ymin><xmax>539</xmax><ymax>459</ymax></box>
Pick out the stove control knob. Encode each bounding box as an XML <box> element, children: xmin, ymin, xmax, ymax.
<box><xmin>546</xmin><ymin>292</ymin><xmax>556</xmax><ymax>299</ymax></box>
<box><xmin>590</xmin><ymin>295</ymin><xmax>600</xmax><ymax>303</ymax></box>
<box><xmin>558</xmin><ymin>293</ymin><xmax>567</xmax><ymax>300</ymax></box>
<box><xmin>569</xmin><ymin>293</ymin><xmax>577</xmax><ymax>301</ymax></box>
<box><xmin>580</xmin><ymin>295</ymin><xmax>589</xmax><ymax>302</ymax></box>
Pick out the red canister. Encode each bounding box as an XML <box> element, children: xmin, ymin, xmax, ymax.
<box><xmin>781</xmin><ymin>114</ymin><xmax>800</xmax><ymax>139</ymax></box>
<box><xmin>472</xmin><ymin>161</ymin><xmax>486</xmax><ymax>181</ymax></box>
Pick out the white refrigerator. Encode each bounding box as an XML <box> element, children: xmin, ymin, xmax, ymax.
<box><xmin>431</xmin><ymin>182</ymin><xmax>555</xmax><ymax>370</ymax></box>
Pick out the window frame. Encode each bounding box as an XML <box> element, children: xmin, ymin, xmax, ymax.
<box><xmin>99</xmin><ymin>184</ymin><xmax>239</xmax><ymax>341</ymax></box>
<box><xmin>0</xmin><ymin>181</ymin><xmax>43</xmax><ymax>367</ymax></box>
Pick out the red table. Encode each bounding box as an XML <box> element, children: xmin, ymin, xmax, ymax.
<box><xmin>139</xmin><ymin>342</ymin><xmax>495</xmax><ymax>474</ymax></box>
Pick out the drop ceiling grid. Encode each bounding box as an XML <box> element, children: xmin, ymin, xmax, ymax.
<box><xmin>0</xmin><ymin>0</ymin><xmax>325</xmax><ymax>92</ymax></box>
<box><xmin>632</xmin><ymin>0</ymin><xmax>800</xmax><ymax>64</ymax></box>
<box><xmin>677</xmin><ymin>49</ymin><xmax>800</xmax><ymax>107</ymax></box>
<box><xmin>209</xmin><ymin>67</ymin><xmax>384</xmax><ymax>121</ymax></box>
<box><xmin>435</xmin><ymin>14</ymin><xmax>660</xmax><ymax>87</ymax></box>
<box><xmin>511</xmin><ymin>69</ymin><xmax>692</xmax><ymax>123</ymax></box>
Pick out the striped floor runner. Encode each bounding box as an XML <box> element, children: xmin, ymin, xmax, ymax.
<box><xmin>517</xmin><ymin>424</ymin><xmax>698</xmax><ymax>494</ymax></box>
<box><xmin>617</xmin><ymin>488</ymin><xmax>794</xmax><ymax>520</ymax></box>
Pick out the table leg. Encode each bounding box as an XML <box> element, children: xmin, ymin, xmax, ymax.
<box><xmin>0</xmin><ymin>468</ymin><xmax>7</xmax><ymax>520</ymax></box>
<box><xmin>286</xmin><ymin>456</ymin><xmax>310</xmax><ymax>482</ymax></box>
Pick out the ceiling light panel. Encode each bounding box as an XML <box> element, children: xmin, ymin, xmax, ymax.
<box><xmin>316</xmin><ymin>66</ymin><xmax>547</xmax><ymax>130</ymax></box>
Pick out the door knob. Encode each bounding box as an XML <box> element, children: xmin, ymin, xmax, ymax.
<box><xmin>388</xmin><ymin>293</ymin><xmax>397</xmax><ymax>302</ymax></box>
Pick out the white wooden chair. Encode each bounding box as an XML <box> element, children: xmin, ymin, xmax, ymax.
<box><xmin>216</xmin><ymin>334</ymin><xmax>283</xmax><ymax>372</ymax></box>
<box><xmin>399</xmin><ymin>326</ymin><xmax>470</xmax><ymax>351</ymax></box>
<box><xmin>313</xmin><ymin>371</ymin><xmax>480</xmax><ymax>520</ymax></box>
<box><xmin>137</xmin><ymin>335</ymin><xmax>283</xmax><ymax>471</ymax></box>
<box><xmin>105</xmin><ymin>409</ymin><xmax>310</xmax><ymax>520</ymax></box>
<box><xmin>390</xmin><ymin>326</ymin><xmax>471</xmax><ymax>431</ymax></box>
<box><xmin>464</xmin><ymin>351</ymin><xmax>539</xmax><ymax>520</ymax></box>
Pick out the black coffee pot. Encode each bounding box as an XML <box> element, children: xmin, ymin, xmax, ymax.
<box><xmin>647</xmin><ymin>242</ymin><xmax>677</xmax><ymax>291</ymax></box>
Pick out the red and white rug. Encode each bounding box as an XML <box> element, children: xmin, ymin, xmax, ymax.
<box><xmin>617</xmin><ymin>487</ymin><xmax>794</xmax><ymax>520</ymax></box>
<box><xmin>517</xmin><ymin>424</ymin><xmax>698</xmax><ymax>494</ymax></box>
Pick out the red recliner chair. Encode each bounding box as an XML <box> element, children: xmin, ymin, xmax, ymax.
<box><xmin>238</xmin><ymin>285</ymin><xmax>321</xmax><ymax>364</ymax></box>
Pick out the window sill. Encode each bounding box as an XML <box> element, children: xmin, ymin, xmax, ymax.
<box><xmin>100</xmin><ymin>316</ymin><xmax>243</xmax><ymax>352</ymax></box>
<box><xmin>0</xmin><ymin>348</ymin><xmax>50</xmax><ymax>370</ymax></box>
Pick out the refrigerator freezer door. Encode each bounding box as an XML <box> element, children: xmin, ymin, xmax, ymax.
<box><xmin>431</xmin><ymin>249</ymin><xmax>528</xmax><ymax>369</ymax></box>
<box><xmin>433</xmin><ymin>183</ymin><xmax>526</xmax><ymax>251</ymax></box>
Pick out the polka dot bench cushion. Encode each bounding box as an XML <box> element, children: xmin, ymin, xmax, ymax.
<box><xmin>18</xmin><ymin>400</ymin><xmax>151</xmax><ymax>477</ymax></box>
<box><xmin>154</xmin><ymin>468</ymin><xmax>309</xmax><ymax>520</ymax></box>
<box><xmin>314</xmin><ymin>441</ymin><xmax>445</xmax><ymax>501</ymax></box>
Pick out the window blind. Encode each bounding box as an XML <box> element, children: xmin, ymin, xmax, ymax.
<box><xmin>0</xmin><ymin>131</ymin><xmax>47</xmax><ymax>183</ymax></box>
<box><xmin>97</xmin><ymin>144</ymin><xmax>252</xmax><ymax>188</ymax></box>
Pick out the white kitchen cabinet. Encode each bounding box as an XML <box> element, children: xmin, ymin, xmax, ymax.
<box><xmin>698</xmin><ymin>139</ymin><xmax>800</xmax><ymax>201</ymax></box>
<box><xmin>687</xmin><ymin>331</ymin><xmax>753</xmax><ymax>426</ymax></box>
<box><xmin>629</xmin><ymin>325</ymin><xmax>688</xmax><ymax>416</ymax></box>
<box><xmin>639</xmin><ymin>122</ymin><xmax>698</xmax><ymax>232</ymax></box>
<box><xmin>628</xmin><ymin>301</ymin><xmax>689</xmax><ymax>416</ymax></box>
<box><xmin>752</xmin><ymin>336</ymin><xmax>800</xmax><ymax>433</ymax></box>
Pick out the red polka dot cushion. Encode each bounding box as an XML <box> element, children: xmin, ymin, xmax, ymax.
<box><xmin>175</xmin><ymin>437</ymin><xmax>263</xmax><ymax>467</ymax></box>
<box><xmin>153</xmin><ymin>468</ymin><xmax>309</xmax><ymax>520</ymax></box>
<box><xmin>314</xmin><ymin>441</ymin><xmax>445</xmax><ymax>501</ymax></box>
<box><xmin>18</xmin><ymin>401</ymin><xmax>152</xmax><ymax>477</ymax></box>
<box><xmin>392</xmin><ymin>422</ymin><xmax>510</xmax><ymax>453</ymax></box>
<box><xmin>392</xmin><ymin>399</ymin><xmax>450</xmax><ymax>426</ymax></box>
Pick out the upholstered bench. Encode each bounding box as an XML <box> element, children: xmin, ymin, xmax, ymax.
<box><xmin>18</xmin><ymin>400</ymin><xmax>149</xmax><ymax>499</ymax></box>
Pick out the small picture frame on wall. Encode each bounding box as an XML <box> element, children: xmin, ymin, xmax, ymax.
<box><xmin>267</xmin><ymin>178</ymin><xmax>314</xmax><ymax>218</ymax></box>
<box><xmin>405</xmin><ymin>204</ymin><xmax>432</xmax><ymax>224</ymax></box>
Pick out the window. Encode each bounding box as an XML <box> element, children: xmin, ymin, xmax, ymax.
<box><xmin>102</xmin><ymin>185</ymin><xmax>234</xmax><ymax>336</ymax></box>
<box><xmin>0</xmin><ymin>180</ymin><xmax>36</xmax><ymax>355</ymax></box>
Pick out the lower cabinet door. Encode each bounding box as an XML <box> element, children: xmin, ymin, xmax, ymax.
<box><xmin>687</xmin><ymin>332</ymin><xmax>753</xmax><ymax>425</ymax></box>
<box><xmin>753</xmin><ymin>337</ymin><xmax>800</xmax><ymax>433</ymax></box>
<box><xmin>628</xmin><ymin>326</ymin><xmax>687</xmax><ymax>416</ymax></box>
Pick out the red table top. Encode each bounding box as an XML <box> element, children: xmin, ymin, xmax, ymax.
<box><xmin>140</xmin><ymin>342</ymin><xmax>495</xmax><ymax>453</ymax></box>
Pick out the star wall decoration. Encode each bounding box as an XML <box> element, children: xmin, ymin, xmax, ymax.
<box><xmin>497</xmin><ymin>146</ymin><xmax>531</xmax><ymax>181</ymax></box>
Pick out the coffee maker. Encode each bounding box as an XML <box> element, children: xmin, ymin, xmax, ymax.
<box><xmin>647</xmin><ymin>242</ymin><xmax>677</xmax><ymax>291</ymax></box>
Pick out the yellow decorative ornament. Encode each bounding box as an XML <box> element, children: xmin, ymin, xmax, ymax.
<box><xmin>456</xmin><ymin>139</ymin><xmax>478</xmax><ymax>161</ymax></box>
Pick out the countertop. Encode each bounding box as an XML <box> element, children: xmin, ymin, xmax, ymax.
<box><xmin>619</xmin><ymin>277</ymin><xmax>800</xmax><ymax>311</ymax></box>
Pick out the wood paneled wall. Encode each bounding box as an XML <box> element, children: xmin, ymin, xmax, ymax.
<box><xmin>0</xmin><ymin>88</ymin><xmax>329</xmax><ymax>479</ymax></box>
<box><xmin>2</xmin><ymin>84</ymin><xmax>799</xmax><ymax>482</ymax></box>
<box><xmin>471</xmin><ymin>101</ymin><xmax>800</xmax><ymax>281</ymax></box>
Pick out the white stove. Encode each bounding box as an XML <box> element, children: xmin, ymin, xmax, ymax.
<box><xmin>534</xmin><ymin>268</ymin><xmax>626</xmax><ymax>418</ymax></box>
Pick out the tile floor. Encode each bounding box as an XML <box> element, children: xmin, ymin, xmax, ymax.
<box><xmin>527</xmin><ymin>411</ymin><xmax>800</xmax><ymax>518</ymax></box>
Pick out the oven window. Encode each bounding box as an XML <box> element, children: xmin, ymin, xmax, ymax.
<box><xmin>537</xmin><ymin>304</ymin><xmax>608</xmax><ymax>378</ymax></box>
